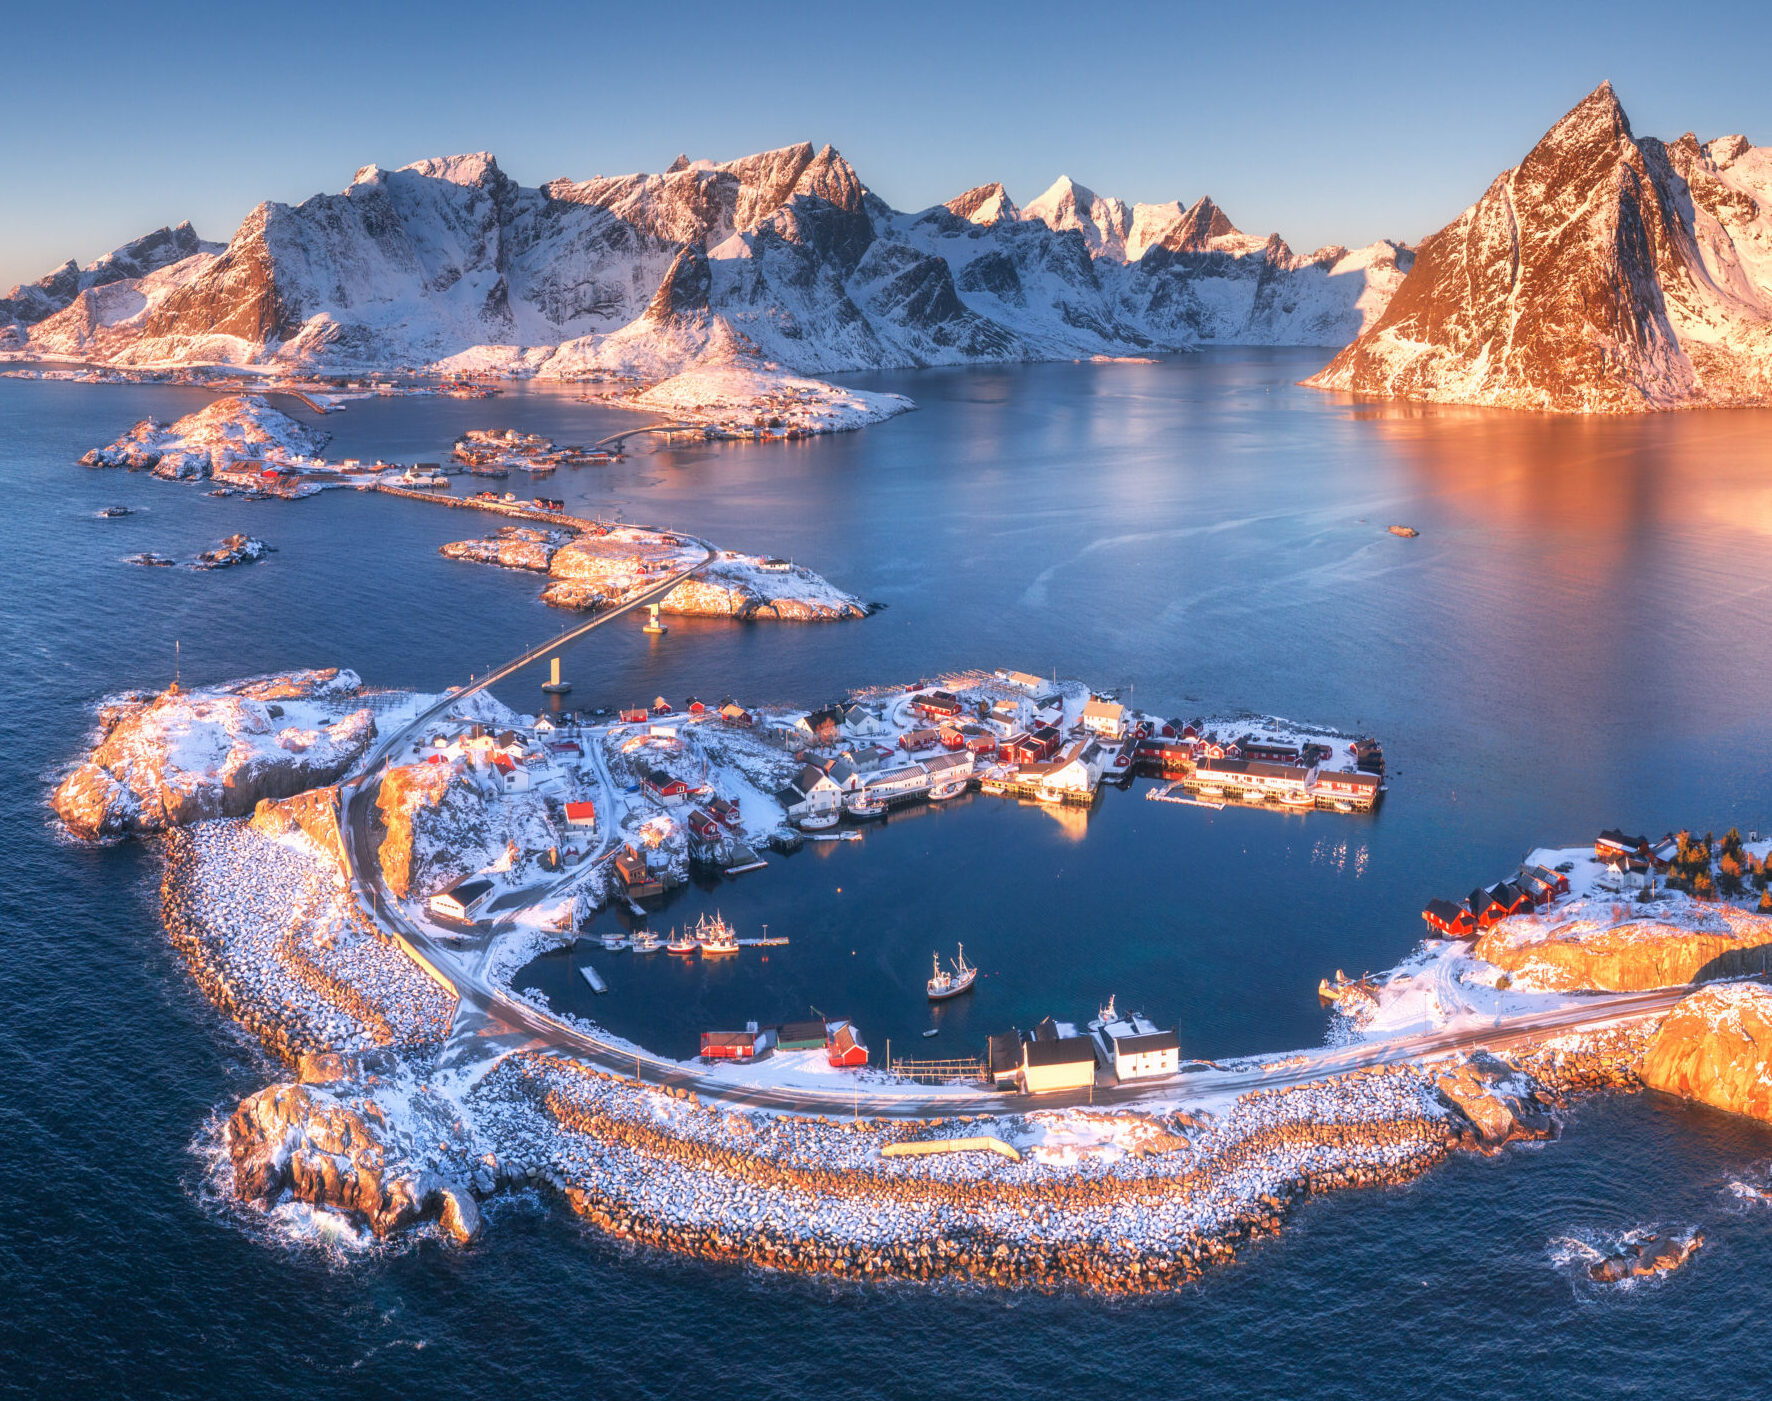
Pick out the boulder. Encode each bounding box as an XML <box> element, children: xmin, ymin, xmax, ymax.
<box><xmin>1588</xmin><ymin>1232</ymin><xmax>1702</xmax><ymax>1283</ymax></box>
<box><xmin>1640</xmin><ymin>982</ymin><xmax>1772</xmax><ymax>1121</ymax></box>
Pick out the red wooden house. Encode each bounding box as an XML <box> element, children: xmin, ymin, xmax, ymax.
<box><xmin>825</xmin><ymin>1021</ymin><xmax>868</xmax><ymax>1068</ymax></box>
<box><xmin>1422</xmin><ymin>898</ymin><xmax>1477</xmax><ymax>938</ymax></box>
<box><xmin>685</xmin><ymin>808</ymin><xmax>721</xmax><ymax>840</ymax></box>
<box><xmin>910</xmin><ymin>690</ymin><xmax>963</xmax><ymax>720</ymax></box>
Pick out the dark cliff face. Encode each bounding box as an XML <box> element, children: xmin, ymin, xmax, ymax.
<box><xmin>1308</xmin><ymin>82</ymin><xmax>1772</xmax><ymax>410</ymax></box>
<box><xmin>143</xmin><ymin>206</ymin><xmax>302</xmax><ymax>345</ymax></box>
<box><xmin>644</xmin><ymin>242</ymin><xmax>713</xmax><ymax>322</ymax></box>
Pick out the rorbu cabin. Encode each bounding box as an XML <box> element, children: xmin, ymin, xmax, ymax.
<box><xmin>1468</xmin><ymin>887</ymin><xmax>1510</xmax><ymax>928</ymax></box>
<box><xmin>1491</xmin><ymin>882</ymin><xmax>1534</xmax><ymax>917</ymax></box>
<box><xmin>1596</xmin><ymin>829</ymin><xmax>1650</xmax><ymax>864</ymax></box>
<box><xmin>1422</xmin><ymin>898</ymin><xmax>1477</xmax><ymax>938</ymax></box>
<box><xmin>701</xmin><ymin>1028</ymin><xmax>773</xmax><ymax>1062</ymax></box>
<box><xmin>825</xmin><ymin>1021</ymin><xmax>869</xmax><ymax>1068</ymax></box>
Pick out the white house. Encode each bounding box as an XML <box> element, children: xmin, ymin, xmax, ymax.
<box><xmin>1079</xmin><ymin>698</ymin><xmax>1127</xmax><ymax>740</ymax></box>
<box><xmin>1031</xmin><ymin>739</ymin><xmax>1103</xmax><ymax>797</ymax></box>
<box><xmin>777</xmin><ymin>763</ymin><xmax>844</xmax><ymax>817</ymax></box>
<box><xmin>841</xmin><ymin>703</ymin><xmax>886</xmax><ymax>737</ymax></box>
<box><xmin>1101</xmin><ymin>1025</ymin><xmax>1180</xmax><ymax>1081</ymax></box>
<box><xmin>994</xmin><ymin>669</ymin><xmax>1047</xmax><ymax>693</ymax></box>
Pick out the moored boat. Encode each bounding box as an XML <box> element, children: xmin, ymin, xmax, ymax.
<box><xmin>629</xmin><ymin>928</ymin><xmax>661</xmax><ymax>953</ymax></box>
<box><xmin>928</xmin><ymin>778</ymin><xmax>968</xmax><ymax>801</ymax></box>
<box><xmin>695</xmin><ymin>911</ymin><xmax>740</xmax><ymax>955</ymax></box>
<box><xmin>600</xmin><ymin>931</ymin><xmax>629</xmax><ymax>951</ymax></box>
<box><xmin>798</xmin><ymin>811</ymin><xmax>839</xmax><ymax>831</ymax></box>
<box><xmin>927</xmin><ymin>944</ymin><xmax>977</xmax><ymax>1000</ymax></box>
<box><xmin>1280</xmin><ymin>790</ymin><xmax>1315</xmax><ymax>808</ymax></box>
<box><xmin>665</xmin><ymin>928</ymin><xmax>697</xmax><ymax>955</ymax></box>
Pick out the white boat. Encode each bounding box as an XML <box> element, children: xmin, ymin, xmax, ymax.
<box><xmin>928</xmin><ymin>778</ymin><xmax>968</xmax><ymax>801</ymax></box>
<box><xmin>600</xmin><ymin>931</ymin><xmax>629</xmax><ymax>951</ymax></box>
<box><xmin>1280</xmin><ymin>790</ymin><xmax>1315</xmax><ymax>809</ymax></box>
<box><xmin>694</xmin><ymin>911</ymin><xmax>740</xmax><ymax>956</ymax></box>
<box><xmin>927</xmin><ymin>944</ymin><xmax>977</xmax><ymax>1000</ymax></box>
<box><xmin>629</xmin><ymin>928</ymin><xmax>661</xmax><ymax>953</ymax></box>
<box><xmin>665</xmin><ymin>927</ymin><xmax>697</xmax><ymax>956</ymax></box>
<box><xmin>798</xmin><ymin>811</ymin><xmax>839</xmax><ymax>831</ymax></box>
<box><xmin>845</xmin><ymin>796</ymin><xmax>886</xmax><ymax>820</ymax></box>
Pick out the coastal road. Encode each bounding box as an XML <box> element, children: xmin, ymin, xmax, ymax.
<box><xmin>337</xmin><ymin>524</ymin><xmax>1719</xmax><ymax>1120</ymax></box>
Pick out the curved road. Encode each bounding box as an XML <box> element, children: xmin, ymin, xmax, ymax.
<box><xmin>337</xmin><ymin>532</ymin><xmax>1720</xmax><ymax>1118</ymax></box>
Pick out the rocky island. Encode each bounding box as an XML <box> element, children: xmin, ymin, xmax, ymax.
<box><xmin>47</xmin><ymin>642</ymin><xmax>1772</xmax><ymax>1291</ymax></box>
<box><xmin>440</xmin><ymin>521</ymin><xmax>870</xmax><ymax>619</ymax></box>
<box><xmin>82</xmin><ymin>394</ymin><xmax>328</xmax><ymax>483</ymax></box>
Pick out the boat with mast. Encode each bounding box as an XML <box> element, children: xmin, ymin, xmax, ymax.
<box><xmin>926</xmin><ymin>944</ymin><xmax>977</xmax><ymax>1000</ymax></box>
<box><xmin>695</xmin><ymin>911</ymin><xmax>740</xmax><ymax>956</ymax></box>
<box><xmin>665</xmin><ymin>927</ymin><xmax>697</xmax><ymax>956</ymax></box>
<box><xmin>629</xmin><ymin>927</ymin><xmax>661</xmax><ymax>954</ymax></box>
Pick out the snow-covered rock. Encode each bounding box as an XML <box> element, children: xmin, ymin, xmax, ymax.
<box><xmin>1309</xmin><ymin>82</ymin><xmax>1772</xmax><ymax>411</ymax></box>
<box><xmin>80</xmin><ymin>394</ymin><xmax>327</xmax><ymax>481</ymax></box>
<box><xmin>1472</xmin><ymin>891</ymin><xmax>1772</xmax><ymax>992</ymax></box>
<box><xmin>52</xmin><ymin>669</ymin><xmax>374</xmax><ymax>840</ymax></box>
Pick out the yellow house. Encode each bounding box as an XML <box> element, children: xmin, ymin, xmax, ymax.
<box><xmin>1022</xmin><ymin>1036</ymin><xmax>1098</xmax><ymax>1094</ymax></box>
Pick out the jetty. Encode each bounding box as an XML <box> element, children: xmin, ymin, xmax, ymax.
<box><xmin>579</xmin><ymin>964</ymin><xmax>608</xmax><ymax>994</ymax></box>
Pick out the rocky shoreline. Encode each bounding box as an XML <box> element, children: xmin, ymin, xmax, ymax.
<box><xmin>438</xmin><ymin>522</ymin><xmax>870</xmax><ymax>621</ymax></box>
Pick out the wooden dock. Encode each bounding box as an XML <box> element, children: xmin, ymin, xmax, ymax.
<box><xmin>578</xmin><ymin>964</ymin><xmax>608</xmax><ymax>994</ymax></box>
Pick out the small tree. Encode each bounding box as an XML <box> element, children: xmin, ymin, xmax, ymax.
<box><xmin>1694</xmin><ymin>869</ymin><xmax>1717</xmax><ymax>900</ymax></box>
<box><xmin>1761</xmin><ymin>886</ymin><xmax>1772</xmax><ymax>914</ymax></box>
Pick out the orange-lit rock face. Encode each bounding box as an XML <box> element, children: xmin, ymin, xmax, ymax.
<box><xmin>373</xmin><ymin>763</ymin><xmax>457</xmax><ymax>899</ymax></box>
<box><xmin>1473</xmin><ymin>898</ymin><xmax>1772</xmax><ymax>992</ymax></box>
<box><xmin>1310</xmin><ymin>83</ymin><xmax>1772</xmax><ymax>411</ymax></box>
<box><xmin>53</xmin><ymin>672</ymin><xmax>373</xmax><ymax>841</ymax></box>
<box><xmin>1641</xmin><ymin>983</ymin><xmax>1772</xmax><ymax>1121</ymax></box>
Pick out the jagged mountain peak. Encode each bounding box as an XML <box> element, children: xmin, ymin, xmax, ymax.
<box><xmin>1308</xmin><ymin>82</ymin><xmax>1772</xmax><ymax>411</ymax></box>
<box><xmin>945</xmin><ymin>182</ymin><xmax>1020</xmax><ymax>225</ymax></box>
<box><xmin>665</xmin><ymin>153</ymin><xmax>692</xmax><ymax>174</ymax></box>
<box><xmin>396</xmin><ymin>152</ymin><xmax>510</xmax><ymax>190</ymax></box>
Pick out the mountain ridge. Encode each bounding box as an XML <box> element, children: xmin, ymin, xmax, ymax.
<box><xmin>2</xmin><ymin>143</ymin><xmax>1410</xmax><ymax>379</ymax></box>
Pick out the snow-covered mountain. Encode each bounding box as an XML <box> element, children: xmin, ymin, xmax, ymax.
<box><xmin>3</xmin><ymin>142</ymin><xmax>1409</xmax><ymax>377</ymax></box>
<box><xmin>0</xmin><ymin>222</ymin><xmax>219</xmax><ymax>341</ymax></box>
<box><xmin>1308</xmin><ymin>83</ymin><xmax>1772</xmax><ymax>411</ymax></box>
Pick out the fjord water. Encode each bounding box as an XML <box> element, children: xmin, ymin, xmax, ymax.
<box><xmin>5</xmin><ymin>351</ymin><xmax>1772</xmax><ymax>1397</ymax></box>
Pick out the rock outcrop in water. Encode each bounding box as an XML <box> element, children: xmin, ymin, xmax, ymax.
<box><xmin>226</xmin><ymin>1080</ymin><xmax>480</xmax><ymax>1243</ymax></box>
<box><xmin>80</xmin><ymin>394</ymin><xmax>327</xmax><ymax>481</ymax></box>
<box><xmin>1640</xmin><ymin>982</ymin><xmax>1772</xmax><ymax>1121</ymax></box>
<box><xmin>53</xmin><ymin>669</ymin><xmax>374</xmax><ymax>840</ymax></box>
<box><xmin>442</xmin><ymin>524</ymin><xmax>870</xmax><ymax>621</ymax></box>
<box><xmin>1587</xmin><ymin>1231</ymin><xmax>1703</xmax><ymax>1284</ymax></box>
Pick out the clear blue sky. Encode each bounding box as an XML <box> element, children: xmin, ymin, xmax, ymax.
<box><xmin>5</xmin><ymin>0</ymin><xmax>1770</xmax><ymax>288</ymax></box>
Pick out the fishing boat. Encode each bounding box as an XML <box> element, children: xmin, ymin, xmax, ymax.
<box><xmin>600</xmin><ymin>931</ymin><xmax>629</xmax><ymax>951</ymax></box>
<box><xmin>927</xmin><ymin>944</ymin><xmax>977</xmax><ymax>1000</ymax></box>
<box><xmin>798</xmin><ymin>811</ymin><xmax>839</xmax><ymax>831</ymax></box>
<box><xmin>629</xmin><ymin>928</ymin><xmax>661</xmax><ymax>953</ymax></box>
<box><xmin>665</xmin><ymin>927</ymin><xmax>697</xmax><ymax>956</ymax></box>
<box><xmin>1280</xmin><ymin>790</ymin><xmax>1315</xmax><ymax>809</ymax></box>
<box><xmin>845</xmin><ymin>795</ymin><xmax>886</xmax><ymax>820</ymax></box>
<box><xmin>1333</xmin><ymin>800</ymin><xmax>1354</xmax><ymax>813</ymax></box>
<box><xmin>928</xmin><ymin>777</ymin><xmax>968</xmax><ymax>801</ymax></box>
<box><xmin>695</xmin><ymin>911</ymin><xmax>740</xmax><ymax>956</ymax></box>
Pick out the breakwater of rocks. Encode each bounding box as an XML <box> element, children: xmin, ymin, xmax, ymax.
<box><xmin>460</xmin><ymin>1055</ymin><xmax>1466</xmax><ymax>1294</ymax></box>
<box><xmin>161</xmin><ymin>819</ymin><xmax>454</xmax><ymax>1067</ymax></box>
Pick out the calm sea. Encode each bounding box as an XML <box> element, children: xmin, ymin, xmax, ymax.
<box><xmin>3</xmin><ymin>351</ymin><xmax>1771</xmax><ymax>1398</ymax></box>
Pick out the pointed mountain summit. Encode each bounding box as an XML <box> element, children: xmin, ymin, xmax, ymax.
<box><xmin>1308</xmin><ymin>82</ymin><xmax>1772</xmax><ymax>410</ymax></box>
<box><xmin>945</xmin><ymin>182</ymin><xmax>1020</xmax><ymax>225</ymax></box>
<box><xmin>1022</xmin><ymin>175</ymin><xmax>1131</xmax><ymax>257</ymax></box>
